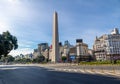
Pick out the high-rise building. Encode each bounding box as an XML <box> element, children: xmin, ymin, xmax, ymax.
<box><xmin>38</xmin><ymin>43</ymin><xmax>49</xmax><ymax>54</ymax></box>
<box><xmin>93</xmin><ymin>28</ymin><xmax>120</xmax><ymax>61</ymax></box>
<box><xmin>62</xmin><ymin>40</ymin><xmax>72</xmax><ymax>57</ymax></box>
<box><xmin>52</xmin><ymin>12</ymin><xmax>60</xmax><ymax>63</ymax></box>
<box><xmin>33</xmin><ymin>49</ymin><xmax>39</xmax><ymax>59</ymax></box>
<box><xmin>33</xmin><ymin>43</ymin><xmax>49</xmax><ymax>59</ymax></box>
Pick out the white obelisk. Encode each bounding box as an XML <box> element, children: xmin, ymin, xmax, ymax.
<box><xmin>52</xmin><ymin>11</ymin><xmax>59</xmax><ymax>63</ymax></box>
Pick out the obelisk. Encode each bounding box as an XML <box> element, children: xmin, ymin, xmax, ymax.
<box><xmin>52</xmin><ymin>11</ymin><xmax>59</xmax><ymax>63</ymax></box>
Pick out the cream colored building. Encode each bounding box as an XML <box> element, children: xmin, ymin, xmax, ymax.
<box><xmin>93</xmin><ymin>35</ymin><xmax>107</xmax><ymax>61</ymax></box>
<box><xmin>76</xmin><ymin>39</ymin><xmax>89</xmax><ymax>61</ymax></box>
<box><xmin>93</xmin><ymin>28</ymin><xmax>120</xmax><ymax>61</ymax></box>
<box><xmin>33</xmin><ymin>43</ymin><xmax>49</xmax><ymax>60</ymax></box>
<box><xmin>49</xmin><ymin>41</ymin><xmax>73</xmax><ymax>62</ymax></box>
<box><xmin>33</xmin><ymin>49</ymin><xmax>39</xmax><ymax>59</ymax></box>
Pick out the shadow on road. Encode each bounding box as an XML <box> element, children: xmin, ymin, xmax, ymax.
<box><xmin>0</xmin><ymin>65</ymin><xmax>120</xmax><ymax>84</ymax></box>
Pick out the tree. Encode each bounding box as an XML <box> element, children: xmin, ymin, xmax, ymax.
<box><xmin>33</xmin><ymin>55</ymin><xmax>45</xmax><ymax>63</ymax></box>
<box><xmin>62</xmin><ymin>56</ymin><xmax>67</xmax><ymax>62</ymax></box>
<box><xmin>0</xmin><ymin>31</ymin><xmax>18</xmax><ymax>58</ymax></box>
<box><xmin>6</xmin><ymin>55</ymin><xmax>15</xmax><ymax>63</ymax></box>
<box><xmin>22</xmin><ymin>58</ymin><xmax>32</xmax><ymax>63</ymax></box>
<box><xmin>14</xmin><ymin>58</ymin><xmax>32</xmax><ymax>64</ymax></box>
<box><xmin>7</xmin><ymin>55</ymin><xmax>15</xmax><ymax>62</ymax></box>
<box><xmin>0</xmin><ymin>55</ymin><xmax>15</xmax><ymax>63</ymax></box>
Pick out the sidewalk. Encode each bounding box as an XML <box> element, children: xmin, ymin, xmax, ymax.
<box><xmin>52</xmin><ymin>67</ymin><xmax>120</xmax><ymax>78</ymax></box>
<box><xmin>37</xmin><ymin>64</ymin><xmax>120</xmax><ymax>78</ymax></box>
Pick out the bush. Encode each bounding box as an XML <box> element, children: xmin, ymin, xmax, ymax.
<box><xmin>32</xmin><ymin>55</ymin><xmax>45</xmax><ymax>63</ymax></box>
<box><xmin>62</xmin><ymin>56</ymin><xmax>67</xmax><ymax>62</ymax></box>
<box><xmin>79</xmin><ymin>61</ymin><xmax>112</xmax><ymax>65</ymax></box>
<box><xmin>14</xmin><ymin>58</ymin><xmax>32</xmax><ymax>64</ymax></box>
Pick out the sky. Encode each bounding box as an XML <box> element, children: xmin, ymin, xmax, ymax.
<box><xmin>0</xmin><ymin>0</ymin><xmax>120</xmax><ymax>56</ymax></box>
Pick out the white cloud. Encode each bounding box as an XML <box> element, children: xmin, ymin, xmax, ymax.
<box><xmin>8</xmin><ymin>0</ymin><xmax>21</xmax><ymax>4</ymax></box>
<box><xmin>10</xmin><ymin>40</ymin><xmax>36</xmax><ymax>56</ymax></box>
<box><xmin>0</xmin><ymin>0</ymin><xmax>26</xmax><ymax>33</ymax></box>
<box><xmin>9</xmin><ymin>48</ymin><xmax>33</xmax><ymax>56</ymax></box>
<box><xmin>0</xmin><ymin>0</ymin><xmax>33</xmax><ymax>21</ymax></box>
<box><xmin>18</xmin><ymin>40</ymin><xmax>36</xmax><ymax>48</ymax></box>
<box><xmin>0</xmin><ymin>21</ymin><xmax>13</xmax><ymax>33</ymax></box>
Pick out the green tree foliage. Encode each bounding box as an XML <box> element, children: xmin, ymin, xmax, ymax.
<box><xmin>62</xmin><ymin>56</ymin><xmax>67</xmax><ymax>62</ymax></box>
<box><xmin>14</xmin><ymin>58</ymin><xmax>32</xmax><ymax>64</ymax></box>
<box><xmin>0</xmin><ymin>31</ymin><xmax>18</xmax><ymax>58</ymax></box>
<box><xmin>0</xmin><ymin>55</ymin><xmax>15</xmax><ymax>62</ymax></box>
<box><xmin>7</xmin><ymin>55</ymin><xmax>15</xmax><ymax>62</ymax></box>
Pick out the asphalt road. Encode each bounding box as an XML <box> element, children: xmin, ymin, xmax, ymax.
<box><xmin>0</xmin><ymin>65</ymin><xmax>120</xmax><ymax>84</ymax></box>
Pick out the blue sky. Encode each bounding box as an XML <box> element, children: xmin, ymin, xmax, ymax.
<box><xmin>0</xmin><ymin>0</ymin><xmax>120</xmax><ymax>56</ymax></box>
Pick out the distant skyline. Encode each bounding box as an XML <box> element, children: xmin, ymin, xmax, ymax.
<box><xmin>0</xmin><ymin>0</ymin><xmax>120</xmax><ymax>56</ymax></box>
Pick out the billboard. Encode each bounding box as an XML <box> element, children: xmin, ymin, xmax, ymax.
<box><xmin>69</xmin><ymin>55</ymin><xmax>76</xmax><ymax>61</ymax></box>
<box><xmin>76</xmin><ymin>39</ymin><xmax>83</xmax><ymax>43</ymax></box>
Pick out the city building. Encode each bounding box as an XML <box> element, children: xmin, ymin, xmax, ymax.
<box><xmin>76</xmin><ymin>39</ymin><xmax>89</xmax><ymax>62</ymax></box>
<box><xmin>59</xmin><ymin>42</ymin><xmax>64</xmax><ymax>62</ymax></box>
<box><xmin>93</xmin><ymin>35</ymin><xmax>107</xmax><ymax>61</ymax></box>
<box><xmin>24</xmin><ymin>53</ymin><xmax>33</xmax><ymax>59</ymax></box>
<box><xmin>38</xmin><ymin>43</ymin><xmax>49</xmax><ymax>55</ymax></box>
<box><xmin>14</xmin><ymin>55</ymin><xmax>21</xmax><ymax>60</ymax></box>
<box><xmin>33</xmin><ymin>49</ymin><xmax>39</xmax><ymax>59</ymax></box>
<box><xmin>62</xmin><ymin>41</ymin><xmax>72</xmax><ymax>57</ymax></box>
<box><xmin>33</xmin><ymin>43</ymin><xmax>49</xmax><ymax>60</ymax></box>
<box><xmin>93</xmin><ymin>28</ymin><xmax>120</xmax><ymax>61</ymax></box>
<box><xmin>88</xmin><ymin>49</ymin><xmax>95</xmax><ymax>60</ymax></box>
<box><xmin>33</xmin><ymin>39</ymin><xmax>91</xmax><ymax>62</ymax></box>
<box><xmin>106</xmin><ymin>28</ymin><xmax>120</xmax><ymax>61</ymax></box>
<box><xmin>69</xmin><ymin>47</ymin><xmax>76</xmax><ymax>62</ymax></box>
